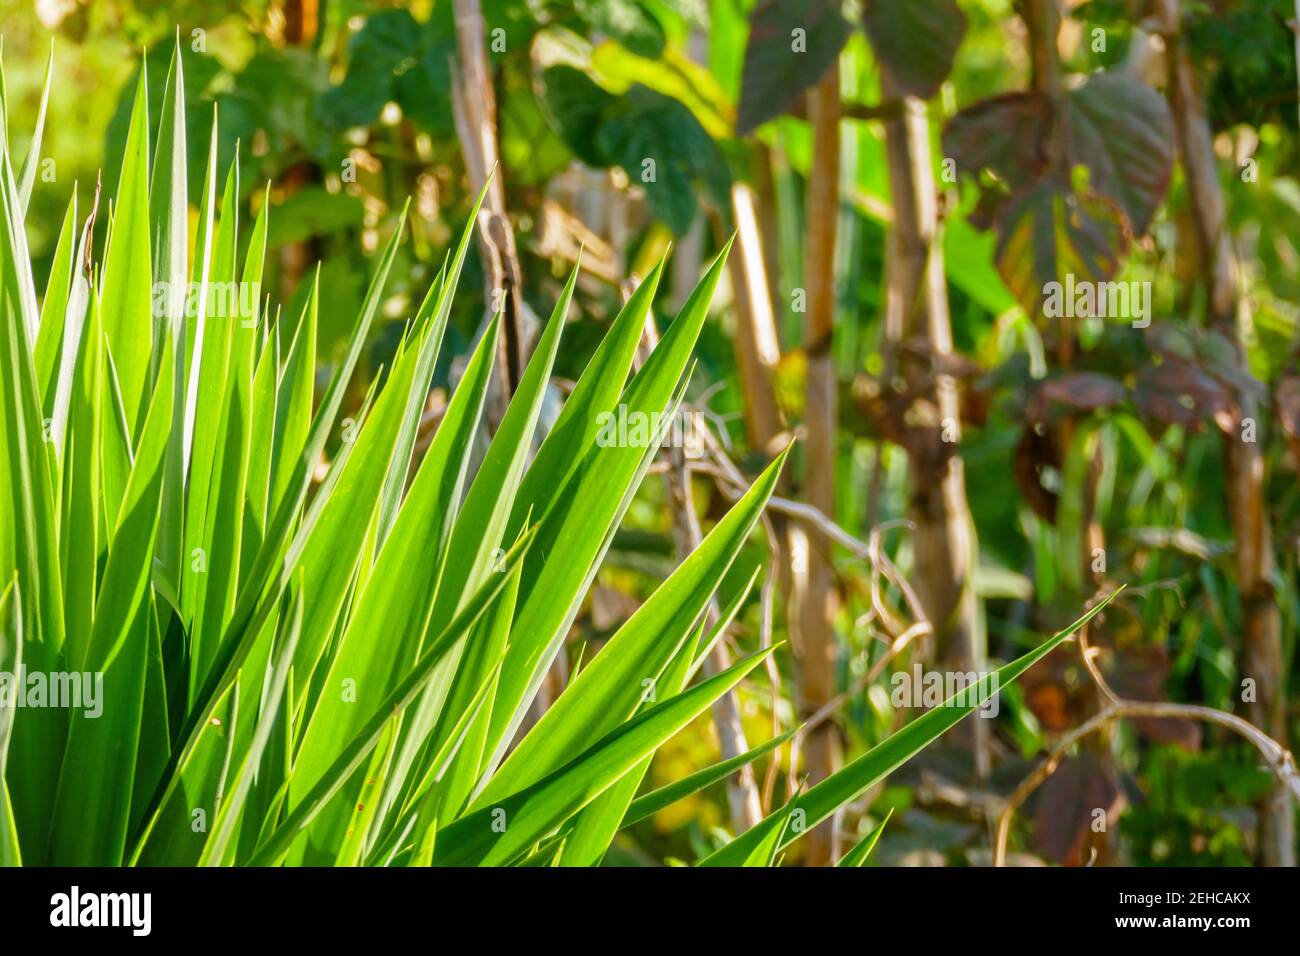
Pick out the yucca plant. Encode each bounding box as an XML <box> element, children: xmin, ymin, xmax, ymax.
<box><xmin>0</xmin><ymin>43</ymin><xmax>1106</xmax><ymax>868</ymax></box>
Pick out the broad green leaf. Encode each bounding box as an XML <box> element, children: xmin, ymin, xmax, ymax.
<box><xmin>862</xmin><ymin>0</ymin><xmax>967</xmax><ymax>100</ymax></box>
<box><xmin>736</xmin><ymin>1</ymin><xmax>851</xmax><ymax>134</ymax></box>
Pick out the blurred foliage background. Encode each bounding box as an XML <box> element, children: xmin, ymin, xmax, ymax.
<box><xmin>4</xmin><ymin>0</ymin><xmax>1300</xmax><ymax>866</ymax></box>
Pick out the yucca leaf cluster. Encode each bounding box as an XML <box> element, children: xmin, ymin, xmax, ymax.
<box><xmin>0</xmin><ymin>43</ymin><xmax>1099</xmax><ymax>868</ymax></box>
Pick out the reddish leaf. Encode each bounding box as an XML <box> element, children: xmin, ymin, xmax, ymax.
<box><xmin>1100</xmin><ymin>639</ymin><xmax>1202</xmax><ymax>750</ymax></box>
<box><xmin>862</xmin><ymin>0</ymin><xmax>967</xmax><ymax>100</ymax></box>
<box><xmin>1014</xmin><ymin>425</ymin><xmax>1060</xmax><ymax>523</ymax></box>
<box><xmin>1027</xmin><ymin>372</ymin><xmax>1128</xmax><ymax>422</ymax></box>
<box><xmin>1064</xmin><ymin>72</ymin><xmax>1174</xmax><ymax>236</ymax></box>
<box><xmin>994</xmin><ymin>180</ymin><xmax>1129</xmax><ymax>317</ymax></box>
<box><xmin>737</xmin><ymin>0</ymin><xmax>853</xmax><ymax>134</ymax></box>
<box><xmin>1032</xmin><ymin>752</ymin><xmax>1125</xmax><ymax>866</ymax></box>
<box><xmin>1134</xmin><ymin>359</ymin><xmax>1234</xmax><ymax>432</ymax></box>
<box><xmin>942</xmin><ymin>92</ymin><xmax>1053</xmax><ymax>193</ymax></box>
<box><xmin>1275</xmin><ymin>374</ymin><xmax>1300</xmax><ymax>467</ymax></box>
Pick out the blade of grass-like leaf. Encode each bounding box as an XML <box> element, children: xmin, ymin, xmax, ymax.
<box><xmin>560</xmin><ymin>578</ymin><xmax>765</xmax><ymax>866</ymax></box>
<box><xmin>283</xmin><ymin>298</ymin><xmax>438</xmax><ymax>705</ymax></box>
<box><xmin>442</xmin><ymin>646</ymin><xmax>775</xmax><ymax>867</ymax></box>
<box><xmin>47</xmin><ymin>184</ymin><xmax>96</xmax><ymax>461</ymax></box>
<box><xmin>332</xmin><ymin>713</ymin><xmax>401</xmax><ymax>866</ymax></box>
<box><xmin>557</xmin><ymin>604</ymin><xmax>710</xmax><ymax>866</ymax></box>
<box><xmin>98</xmin><ymin>65</ymin><xmax>153</xmax><ymax>435</ymax></box>
<box><xmin>0</xmin><ymin>136</ymin><xmax>65</xmax><ymax>862</ymax></box>
<box><xmin>483</xmin><ymin>448</ymin><xmax>786</xmax><ymax>802</ymax></box>
<box><xmin>0</xmin><ymin>577</ymin><xmax>21</xmax><ymax>866</ymax></box>
<box><xmin>0</xmin><ymin>107</ymin><xmax>39</xmax><ymax>347</ymax></box>
<box><xmin>198</xmin><ymin>585</ymin><xmax>301</xmax><ymax>866</ymax></box>
<box><xmin>621</xmin><ymin>728</ymin><xmax>797</xmax><ymax>830</ymax></box>
<box><xmin>268</xmin><ymin>271</ymin><xmax>316</xmax><ymax>516</ymax></box>
<box><xmin>374</xmin><ymin>260</ymin><xmax>450</xmax><ymax>546</ymax></box>
<box><xmin>189</xmin><ymin>348</ymin><xmax>252</xmax><ymax>699</ymax></box>
<box><xmin>290</xmin><ymin>317</ymin><xmax>500</xmax><ymax>837</ymax></box>
<box><xmin>33</xmin><ymin>188</ymin><xmax>75</xmax><ymax>407</ymax></box>
<box><xmin>99</xmin><ymin>337</ymin><xmax>135</xmax><ymax>529</ymax></box>
<box><xmin>247</xmin><ymin>529</ymin><xmax>535</xmax><ymax>867</ymax></box>
<box><xmin>837</xmin><ymin>809</ymin><xmax>892</xmax><ymax>867</ymax></box>
<box><xmin>181</xmin><ymin>109</ymin><xmax>219</xmax><ymax>473</ymax></box>
<box><xmin>48</xmin><ymin>335</ymin><xmax>176</xmax><ymax>864</ymax></box>
<box><xmin>382</xmin><ymin>265</ymin><xmax>578</xmax><ymax>826</ymax></box>
<box><xmin>506</xmin><ymin>252</ymin><xmax>665</xmax><ymax>538</ymax></box>
<box><xmin>15</xmin><ymin>43</ymin><xmax>51</xmax><ymax>215</ymax></box>
<box><xmin>244</xmin><ymin>325</ymin><xmax>279</xmax><ymax>553</ymax></box>
<box><xmin>697</xmin><ymin>593</ymin><xmax>1120</xmax><ymax>866</ymax></box>
<box><xmin>705</xmin><ymin>786</ymin><xmax>800</xmax><ymax>867</ymax></box>
<box><xmin>59</xmin><ymin>281</ymin><xmax>102</xmax><ymax>671</ymax></box>
<box><xmin>150</xmin><ymin>38</ymin><xmax>189</xmax><ymax>611</ymax></box>
<box><xmin>128</xmin><ymin>595</ymin><xmax>170</xmax><ymax>838</ymax></box>
<box><xmin>480</xmin><ymin>249</ymin><xmax>732</xmax><ymax>776</ymax></box>
<box><xmin>181</xmin><ymin>156</ymin><xmax>238</xmax><ymax>630</ymax></box>
<box><xmin>368</xmin><ymin>650</ymin><xmax>509</xmax><ymax>867</ymax></box>
<box><xmin>199</xmin><ymin>199</ymin><xmax>406</xmax><ymax>713</ymax></box>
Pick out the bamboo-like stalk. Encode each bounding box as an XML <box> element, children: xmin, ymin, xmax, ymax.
<box><xmin>879</xmin><ymin>72</ymin><xmax>979</xmax><ymax>664</ymax></box>
<box><xmin>634</xmin><ymin>305</ymin><xmax>765</xmax><ymax>833</ymax></box>
<box><xmin>451</xmin><ymin>0</ymin><xmax>530</xmax><ymax>418</ymax></box>
<box><xmin>1152</xmin><ymin>0</ymin><xmax>1294</xmax><ymax>867</ymax></box>
<box><xmin>798</xmin><ymin>63</ymin><xmax>843</xmax><ymax>866</ymax></box>
<box><xmin>728</xmin><ymin>181</ymin><xmax>785</xmax><ymax>454</ymax></box>
<box><xmin>878</xmin><ymin>66</ymin><xmax>986</xmax><ymax>776</ymax></box>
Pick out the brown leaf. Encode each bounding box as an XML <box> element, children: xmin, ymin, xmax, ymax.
<box><xmin>1014</xmin><ymin>425</ymin><xmax>1060</xmax><ymax>522</ymax></box>
<box><xmin>1027</xmin><ymin>372</ymin><xmax>1128</xmax><ymax>423</ymax></box>
<box><xmin>1063</xmin><ymin>72</ymin><xmax>1174</xmax><ymax>236</ymax></box>
<box><xmin>862</xmin><ymin>0</ymin><xmax>967</xmax><ymax>100</ymax></box>
<box><xmin>1275</xmin><ymin>375</ymin><xmax>1300</xmax><ymax>468</ymax></box>
<box><xmin>1032</xmin><ymin>752</ymin><xmax>1125</xmax><ymax>866</ymax></box>
<box><xmin>942</xmin><ymin>92</ymin><xmax>1053</xmax><ymax>193</ymax></box>
<box><xmin>1134</xmin><ymin>359</ymin><xmax>1233</xmax><ymax>432</ymax></box>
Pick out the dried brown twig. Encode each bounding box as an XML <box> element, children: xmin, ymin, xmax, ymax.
<box><xmin>683</xmin><ymin>425</ymin><xmax>933</xmax><ymax>808</ymax></box>
<box><xmin>993</xmin><ymin>602</ymin><xmax>1300</xmax><ymax>866</ymax></box>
